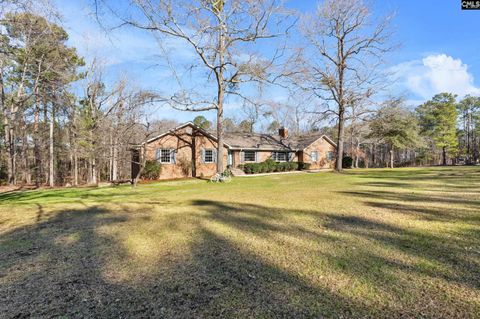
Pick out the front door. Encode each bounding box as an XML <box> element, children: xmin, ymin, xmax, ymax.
<box><xmin>228</xmin><ymin>151</ymin><xmax>233</xmax><ymax>166</ymax></box>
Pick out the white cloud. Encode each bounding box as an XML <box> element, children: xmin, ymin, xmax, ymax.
<box><xmin>391</xmin><ymin>54</ymin><xmax>480</xmax><ymax>99</ymax></box>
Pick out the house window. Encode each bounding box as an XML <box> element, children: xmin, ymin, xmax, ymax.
<box><xmin>272</xmin><ymin>152</ymin><xmax>288</xmax><ymax>162</ymax></box>
<box><xmin>203</xmin><ymin>149</ymin><xmax>216</xmax><ymax>163</ymax></box>
<box><xmin>157</xmin><ymin>149</ymin><xmax>175</xmax><ymax>164</ymax></box>
<box><xmin>327</xmin><ymin>151</ymin><xmax>335</xmax><ymax>161</ymax></box>
<box><xmin>311</xmin><ymin>151</ymin><xmax>318</xmax><ymax>162</ymax></box>
<box><xmin>243</xmin><ymin>151</ymin><xmax>256</xmax><ymax>162</ymax></box>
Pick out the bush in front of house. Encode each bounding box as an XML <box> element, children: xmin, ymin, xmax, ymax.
<box><xmin>289</xmin><ymin>162</ymin><xmax>299</xmax><ymax>171</ymax></box>
<box><xmin>242</xmin><ymin>163</ymin><xmax>257</xmax><ymax>174</ymax></box>
<box><xmin>297</xmin><ymin>162</ymin><xmax>311</xmax><ymax>170</ymax></box>
<box><xmin>241</xmin><ymin>160</ymin><xmax>308</xmax><ymax>174</ymax></box>
<box><xmin>141</xmin><ymin>160</ymin><xmax>162</xmax><ymax>180</ymax></box>
<box><xmin>258</xmin><ymin>162</ymin><xmax>267</xmax><ymax>173</ymax></box>
<box><xmin>262</xmin><ymin>159</ymin><xmax>276</xmax><ymax>173</ymax></box>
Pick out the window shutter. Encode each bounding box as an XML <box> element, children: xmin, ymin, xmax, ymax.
<box><xmin>213</xmin><ymin>149</ymin><xmax>217</xmax><ymax>163</ymax></box>
<box><xmin>288</xmin><ymin>152</ymin><xmax>294</xmax><ymax>162</ymax></box>
<box><xmin>240</xmin><ymin>151</ymin><xmax>244</xmax><ymax>163</ymax></box>
<box><xmin>171</xmin><ymin>150</ymin><xmax>177</xmax><ymax>164</ymax></box>
<box><xmin>156</xmin><ymin>149</ymin><xmax>161</xmax><ymax>161</ymax></box>
<box><xmin>201</xmin><ymin>149</ymin><xmax>205</xmax><ymax>163</ymax></box>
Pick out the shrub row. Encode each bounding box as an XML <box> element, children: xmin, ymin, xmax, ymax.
<box><xmin>239</xmin><ymin>159</ymin><xmax>311</xmax><ymax>174</ymax></box>
<box><xmin>297</xmin><ymin>162</ymin><xmax>311</xmax><ymax>171</ymax></box>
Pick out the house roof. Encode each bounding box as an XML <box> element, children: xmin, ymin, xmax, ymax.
<box><xmin>145</xmin><ymin>122</ymin><xmax>232</xmax><ymax>148</ymax></box>
<box><xmin>221</xmin><ymin>132</ymin><xmax>287</xmax><ymax>150</ymax></box>
<box><xmin>288</xmin><ymin>134</ymin><xmax>337</xmax><ymax>149</ymax></box>
<box><xmin>146</xmin><ymin>122</ymin><xmax>336</xmax><ymax>151</ymax></box>
<box><xmin>221</xmin><ymin>131</ymin><xmax>337</xmax><ymax>151</ymax></box>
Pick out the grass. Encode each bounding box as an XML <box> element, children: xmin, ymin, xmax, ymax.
<box><xmin>0</xmin><ymin>167</ymin><xmax>479</xmax><ymax>318</ymax></box>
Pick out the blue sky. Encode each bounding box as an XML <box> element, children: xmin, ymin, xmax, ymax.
<box><xmin>56</xmin><ymin>0</ymin><xmax>480</xmax><ymax>123</ymax></box>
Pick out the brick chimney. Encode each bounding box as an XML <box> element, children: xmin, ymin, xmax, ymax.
<box><xmin>279</xmin><ymin>127</ymin><xmax>288</xmax><ymax>139</ymax></box>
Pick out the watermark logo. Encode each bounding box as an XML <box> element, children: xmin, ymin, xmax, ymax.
<box><xmin>462</xmin><ymin>1</ymin><xmax>480</xmax><ymax>9</ymax></box>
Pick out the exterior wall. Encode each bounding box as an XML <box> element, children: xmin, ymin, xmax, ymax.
<box><xmin>302</xmin><ymin>137</ymin><xmax>336</xmax><ymax>169</ymax></box>
<box><xmin>232</xmin><ymin>150</ymin><xmax>241</xmax><ymax>167</ymax></box>
<box><xmin>145</xmin><ymin>127</ymin><xmax>228</xmax><ymax>180</ymax></box>
<box><xmin>194</xmin><ymin>135</ymin><xmax>228</xmax><ymax>178</ymax></box>
<box><xmin>257</xmin><ymin>151</ymin><xmax>273</xmax><ymax>163</ymax></box>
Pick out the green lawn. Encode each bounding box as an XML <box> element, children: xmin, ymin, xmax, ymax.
<box><xmin>0</xmin><ymin>167</ymin><xmax>479</xmax><ymax>318</ymax></box>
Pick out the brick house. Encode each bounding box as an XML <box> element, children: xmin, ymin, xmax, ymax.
<box><xmin>133</xmin><ymin>122</ymin><xmax>336</xmax><ymax>180</ymax></box>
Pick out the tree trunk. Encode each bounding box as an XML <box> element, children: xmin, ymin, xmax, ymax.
<box><xmin>109</xmin><ymin>131</ymin><xmax>113</xmax><ymax>181</ymax></box>
<box><xmin>112</xmin><ymin>136</ymin><xmax>118</xmax><ymax>181</ymax></box>
<box><xmin>49</xmin><ymin>107</ymin><xmax>54</xmax><ymax>187</ymax></box>
<box><xmin>216</xmin><ymin>18</ymin><xmax>225</xmax><ymax>174</ymax></box>
<box><xmin>88</xmin><ymin>128</ymin><xmax>98</xmax><ymax>185</ymax></box>
<box><xmin>442</xmin><ymin>146</ymin><xmax>447</xmax><ymax>166</ymax></box>
<box><xmin>389</xmin><ymin>146</ymin><xmax>394</xmax><ymax>169</ymax></box>
<box><xmin>216</xmin><ymin>103</ymin><xmax>224</xmax><ymax>174</ymax></box>
<box><xmin>336</xmin><ymin>106</ymin><xmax>345</xmax><ymax>171</ymax></box>
<box><xmin>372</xmin><ymin>143</ymin><xmax>376</xmax><ymax>167</ymax></box>
<box><xmin>21</xmin><ymin>121</ymin><xmax>31</xmax><ymax>184</ymax></box>
<box><xmin>73</xmin><ymin>151</ymin><xmax>78</xmax><ymax>186</ymax></box>
<box><xmin>1</xmin><ymin>63</ymin><xmax>15</xmax><ymax>185</ymax></box>
<box><xmin>191</xmin><ymin>132</ymin><xmax>197</xmax><ymax>177</ymax></box>
<box><xmin>33</xmin><ymin>96</ymin><xmax>41</xmax><ymax>187</ymax></box>
<box><xmin>72</xmin><ymin>109</ymin><xmax>79</xmax><ymax>186</ymax></box>
<box><xmin>3</xmin><ymin>112</ymin><xmax>14</xmax><ymax>185</ymax></box>
<box><xmin>91</xmin><ymin>157</ymin><xmax>97</xmax><ymax>184</ymax></box>
<box><xmin>133</xmin><ymin>145</ymin><xmax>146</xmax><ymax>187</ymax></box>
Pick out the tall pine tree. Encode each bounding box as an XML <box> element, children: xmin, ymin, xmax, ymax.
<box><xmin>417</xmin><ymin>93</ymin><xmax>458</xmax><ymax>165</ymax></box>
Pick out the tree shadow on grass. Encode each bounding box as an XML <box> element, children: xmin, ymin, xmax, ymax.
<box><xmin>364</xmin><ymin>200</ymin><xmax>480</xmax><ymax>223</ymax></box>
<box><xmin>1</xmin><ymin>195</ymin><xmax>479</xmax><ymax>318</ymax></box>
<box><xmin>0</xmin><ymin>203</ymin><xmax>371</xmax><ymax>318</ymax></box>
<box><xmin>348</xmin><ymin>167</ymin><xmax>480</xmax><ymax>186</ymax></box>
<box><xmin>323</xmin><ymin>213</ymin><xmax>480</xmax><ymax>289</ymax></box>
<box><xmin>341</xmin><ymin>190</ymin><xmax>480</xmax><ymax>209</ymax></box>
<box><xmin>191</xmin><ymin>200</ymin><xmax>480</xmax><ymax>317</ymax></box>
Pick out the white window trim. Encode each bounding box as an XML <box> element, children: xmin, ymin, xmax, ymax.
<box><xmin>272</xmin><ymin>152</ymin><xmax>288</xmax><ymax>162</ymax></box>
<box><xmin>327</xmin><ymin>151</ymin><xmax>335</xmax><ymax>161</ymax></box>
<box><xmin>157</xmin><ymin>148</ymin><xmax>175</xmax><ymax>164</ymax></box>
<box><xmin>243</xmin><ymin>150</ymin><xmax>257</xmax><ymax>162</ymax></box>
<box><xmin>310</xmin><ymin>151</ymin><xmax>319</xmax><ymax>162</ymax></box>
<box><xmin>203</xmin><ymin>149</ymin><xmax>216</xmax><ymax>163</ymax></box>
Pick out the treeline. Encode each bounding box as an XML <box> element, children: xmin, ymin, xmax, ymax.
<box><xmin>343</xmin><ymin>93</ymin><xmax>479</xmax><ymax>168</ymax></box>
<box><xmin>0</xmin><ymin>8</ymin><xmax>176</xmax><ymax>187</ymax></box>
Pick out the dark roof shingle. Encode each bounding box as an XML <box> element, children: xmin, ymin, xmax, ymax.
<box><xmin>147</xmin><ymin>122</ymin><xmax>336</xmax><ymax>151</ymax></box>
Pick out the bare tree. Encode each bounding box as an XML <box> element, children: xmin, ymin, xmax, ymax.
<box><xmin>299</xmin><ymin>0</ymin><xmax>395</xmax><ymax>171</ymax></box>
<box><xmin>94</xmin><ymin>0</ymin><xmax>293</xmax><ymax>174</ymax></box>
<box><xmin>263</xmin><ymin>89</ymin><xmax>313</xmax><ymax>135</ymax></box>
<box><xmin>241</xmin><ymin>100</ymin><xmax>265</xmax><ymax>133</ymax></box>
